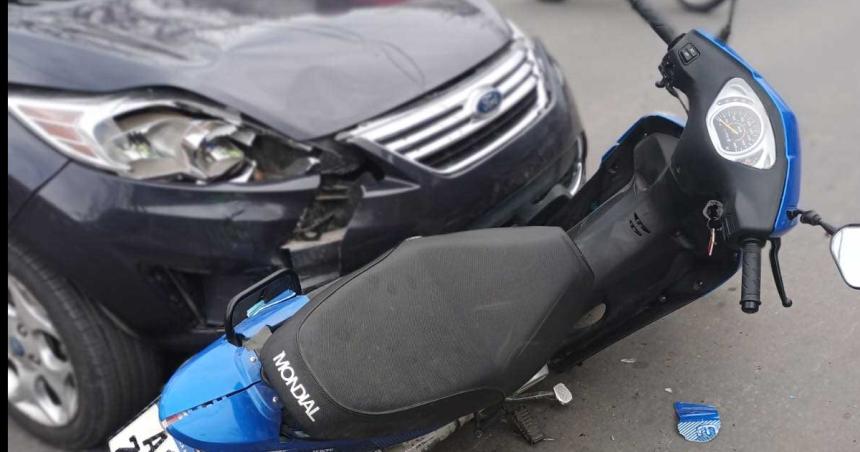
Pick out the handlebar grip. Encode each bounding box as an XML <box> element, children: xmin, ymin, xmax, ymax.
<box><xmin>740</xmin><ymin>240</ymin><xmax>763</xmax><ymax>314</ymax></box>
<box><xmin>627</xmin><ymin>0</ymin><xmax>679</xmax><ymax>45</ymax></box>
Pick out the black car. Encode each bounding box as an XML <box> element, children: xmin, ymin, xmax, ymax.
<box><xmin>7</xmin><ymin>0</ymin><xmax>585</xmax><ymax>447</ymax></box>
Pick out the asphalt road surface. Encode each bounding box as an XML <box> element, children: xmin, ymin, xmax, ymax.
<box><xmin>9</xmin><ymin>1</ymin><xmax>859</xmax><ymax>451</ymax></box>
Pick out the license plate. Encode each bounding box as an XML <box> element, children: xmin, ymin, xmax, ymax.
<box><xmin>108</xmin><ymin>401</ymin><xmax>183</xmax><ymax>452</ymax></box>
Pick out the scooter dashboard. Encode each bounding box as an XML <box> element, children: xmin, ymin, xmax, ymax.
<box><xmin>658</xmin><ymin>30</ymin><xmax>799</xmax><ymax>244</ymax></box>
<box><xmin>654</xmin><ymin>30</ymin><xmax>801</xmax><ymax>313</ymax></box>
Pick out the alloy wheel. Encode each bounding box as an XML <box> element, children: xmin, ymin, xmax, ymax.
<box><xmin>8</xmin><ymin>273</ymin><xmax>79</xmax><ymax>427</ymax></box>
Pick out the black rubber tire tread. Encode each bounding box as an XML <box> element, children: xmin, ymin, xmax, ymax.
<box><xmin>8</xmin><ymin>237</ymin><xmax>163</xmax><ymax>450</ymax></box>
<box><xmin>678</xmin><ymin>0</ymin><xmax>726</xmax><ymax>13</ymax></box>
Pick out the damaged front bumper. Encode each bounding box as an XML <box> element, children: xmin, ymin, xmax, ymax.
<box><xmin>287</xmin><ymin>141</ymin><xmax>585</xmax><ymax>288</ymax></box>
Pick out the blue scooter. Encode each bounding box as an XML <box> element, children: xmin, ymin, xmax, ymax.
<box><xmin>109</xmin><ymin>1</ymin><xmax>860</xmax><ymax>451</ymax></box>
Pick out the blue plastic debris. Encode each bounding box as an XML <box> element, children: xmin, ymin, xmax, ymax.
<box><xmin>674</xmin><ymin>402</ymin><xmax>721</xmax><ymax>443</ymax></box>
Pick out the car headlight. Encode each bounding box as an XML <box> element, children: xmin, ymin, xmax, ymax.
<box><xmin>8</xmin><ymin>89</ymin><xmax>319</xmax><ymax>183</ymax></box>
<box><xmin>705</xmin><ymin>77</ymin><xmax>776</xmax><ymax>170</ymax></box>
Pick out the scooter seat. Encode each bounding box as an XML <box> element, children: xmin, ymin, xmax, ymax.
<box><xmin>261</xmin><ymin>227</ymin><xmax>593</xmax><ymax>439</ymax></box>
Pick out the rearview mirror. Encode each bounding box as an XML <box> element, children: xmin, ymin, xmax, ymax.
<box><xmin>831</xmin><ymin>225</ymin><xmax>860</xmax><ymax>289</ymax></box>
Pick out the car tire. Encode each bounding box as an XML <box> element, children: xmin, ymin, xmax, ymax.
<box><xmin>8</xmin><ymin>238</ymin><xmax>163</xmax><ymax>450</ymax></box>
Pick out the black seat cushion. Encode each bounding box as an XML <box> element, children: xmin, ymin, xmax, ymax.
<box><xmin>261</xmin><ymin>227</ymin><xmax>593</xmax><ymax>439</ymax></box>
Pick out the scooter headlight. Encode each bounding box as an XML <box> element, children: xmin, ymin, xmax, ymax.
<box><xmin>8</xmin><ymin>89</ymin><xmax>318</xmax><ymax>183</ymax></box>
<box><xmin>705</xmin><ymin>77</ymin><xmax>776</xmax><ymax>170</ymax></box>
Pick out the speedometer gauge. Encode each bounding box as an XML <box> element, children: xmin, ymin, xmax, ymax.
<box><xmin>711</xmin><ymin>105</ymin><xmax>763</xmax><ymax>154</ymax></box>
<box><xmin>705</xmin><ymin>78</ymin><xmax>776</xmax><ymax>169</ymax></box>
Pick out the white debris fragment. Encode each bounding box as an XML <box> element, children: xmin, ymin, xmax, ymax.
<box><xmin>664</xmin><ymin>387</ymin><xmax>674</xmax><ymax>394</ymax></box>
<box><xmin>620</xmin><ymin>358</ymin><xmax>637</xmax><ymax>364</ymax></box>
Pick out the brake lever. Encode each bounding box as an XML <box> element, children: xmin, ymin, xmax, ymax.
<box><xmin>768</xmin><ymin>237</ymin><xmax>793</xmax><ymax>308</ymax></box>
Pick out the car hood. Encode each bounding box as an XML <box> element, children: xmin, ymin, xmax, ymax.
<box><xmin>8</xmin><ymin>0</ymin><xmax>511</xmax><ymax>140</ymax></box>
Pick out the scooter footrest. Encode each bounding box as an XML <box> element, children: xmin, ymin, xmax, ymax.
<box><xmin>509</xmin><ymin>406</ymin><xmax>545</xmax><ymax>445</ymax></box>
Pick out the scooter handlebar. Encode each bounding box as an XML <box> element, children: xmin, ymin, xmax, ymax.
<box><xmin>740</xmin><ymin>239</ymin><xmax>763</xmax><ymax>313</ymax></box>
<box><xmin>627</xmin><ymin>0</ymin><xmax>679</xmax><ymax>45</ymax></box>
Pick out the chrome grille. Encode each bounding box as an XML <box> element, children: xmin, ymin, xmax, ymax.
<box><xmin>340</xmin><ymin>42</ymin><xmax>549</xmax><ymax>174</ymax></box>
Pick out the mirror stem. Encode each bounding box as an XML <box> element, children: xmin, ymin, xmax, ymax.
<box><xmin>717</xmin><ymin>0</ymin><xmax>738</xmax><ymax>42</ymax></box>
<box><xmin>788</xmin><ymin>209</ymin><xmax>838</xmax><ymax>235</ymax></box>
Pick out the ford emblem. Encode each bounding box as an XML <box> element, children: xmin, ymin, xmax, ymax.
<box><xmin>474</xmin><ymin>89</ymin><xmax>503</xmax><ymax>117</ymax></box>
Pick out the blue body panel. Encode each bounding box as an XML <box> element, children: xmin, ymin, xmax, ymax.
<box><xmin>160</xmin><ymin>290</ymin><xmax>309</xmax><ymax>450</ymax></box>
<box><xmin>167</xmin><ymin>381</ymin><xmax>283</xmax><ymax>451</ymax></box>
<box><xmin>158</xmin><ymin>339</ymin><xmax>262</xmax><ymax>418</ymax></box>
<box><xmin>696</xmin><ymin>31</ymin><xmax>801</xmax><ymax>236</ymax></box>
<box><xmin>160</xmin><ymin>290</ymin><xmax>305</xmax><ymax>417</ymax></box>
